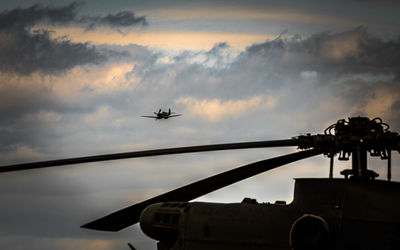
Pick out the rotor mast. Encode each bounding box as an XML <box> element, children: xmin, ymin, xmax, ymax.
<box><xmin>347</xmin><ymin>117</ymin><xmax>375</xmax><ymax>179</ymax></box>
<box><xmin>352</xmin><ymin>144</ymin><xmax>368</xmax><ymax>179</ymax></box>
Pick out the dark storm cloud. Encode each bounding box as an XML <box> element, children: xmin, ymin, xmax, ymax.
<box><xmin>0</xmin><ymin>2</ymin><xmax>146</xmax><ymax>75</ymax></box>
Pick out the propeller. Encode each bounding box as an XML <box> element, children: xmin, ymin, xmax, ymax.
<box><xmin>0</xmin><ymin>139</ymin><xmax>297</xmax><ymax>172</ymax></box>
<box><xmin>81</xmin><ymin>148</ymin><xmax>323</xmax><ymax>231</ymax></box>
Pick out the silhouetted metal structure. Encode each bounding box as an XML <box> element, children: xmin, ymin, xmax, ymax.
<box><xmin>1</xmin><ymin>117</ymin><xmax>399</xmax><ymax>249</ymax></box>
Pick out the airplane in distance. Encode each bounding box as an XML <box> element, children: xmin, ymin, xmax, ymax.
<box><xmin>142</xmin><ymin>108</ymin><xmax>182</xmax><ymax>119</ymax></box>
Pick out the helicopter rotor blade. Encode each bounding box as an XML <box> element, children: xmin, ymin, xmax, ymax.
<box><xmin>81</xmin><ymin>148</ymin><xmax>323</xmax><ymax>231</ymax></box>
<box><xmin>0</xmin><ymin>139</ymin><xmax>297</xmax><ymax>173</ymax></box>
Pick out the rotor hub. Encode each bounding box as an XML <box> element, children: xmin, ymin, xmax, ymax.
<box><xmin>297</xmin><ymin>117</ymin><xmax>399</xmax><ymax>180</ymax></box>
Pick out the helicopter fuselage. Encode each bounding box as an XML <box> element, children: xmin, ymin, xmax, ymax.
<box><xmin>140</xmin><ymin>178</ymin><xmax>400</xmax><ymax>250</ymax></box>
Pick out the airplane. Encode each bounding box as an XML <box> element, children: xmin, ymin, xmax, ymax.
<box><xmin>142</xmin><ymin>109</ymin><xmax>182</xmax><ymax>120</ymax></box>
<box><xmin>1</xmin><ymin>116</ymin><xmax>399</xmax><ymax>249</ymax></box>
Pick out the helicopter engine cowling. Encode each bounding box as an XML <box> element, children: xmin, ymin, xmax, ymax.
<box><xmin>140</xmin><ymin>199</ymin><xmax>301</xmax><ymax>250</ymax></box>
<box><xmin>140</xmin><ymin>202</ymin><xmax>188</xmax><ymax>243</ymax></box>
<box><xmin>289</xmin><ymin>214</ymin><xmax>330</xmax><ymax>250</ymax></box>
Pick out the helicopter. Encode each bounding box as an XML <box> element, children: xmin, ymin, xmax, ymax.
<box><xmin>142</xmin><ymin>108</ymin><xmax>182</xmax><ymax>119</ymax></box>
<box><xmin>1</xmin><ymin>116</ymin><xmax>399</xmax><ymax>250</ymax></box>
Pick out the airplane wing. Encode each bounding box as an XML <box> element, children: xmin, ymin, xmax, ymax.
<box><xmin>141</xmin><ymin>116</ymin><xmax>158</xmax><ymax>118</ymax></box>
<box><xmin>168</xmin><ymin>114</ymin><xmax>182</xmax><ymax>117</ymax></box>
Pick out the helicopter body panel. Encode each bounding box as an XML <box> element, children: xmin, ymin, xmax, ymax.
<box><xmin>294</xmin><ymin>178</ymin><xmax>400</xmax><ymax>249</ymax></box>
<box><xmin>177</xmin><ymin>201</ymin><xmax>296</xmax><ymax>250</ymax></box>
<box><xmin>140</xmin><ymin>178</ymin><xmax>400</xmax><ymax>250</ymax></box>
<box><xmin>141</xmin><ymin>201</ymin><xmax>297</xmax><ymax>249</ymax></box>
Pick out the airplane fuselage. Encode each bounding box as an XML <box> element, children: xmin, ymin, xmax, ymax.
<box><xmin>157</xmin><ymin>112</ymin><xmax>170</xmax><ymax>119</ymax></box>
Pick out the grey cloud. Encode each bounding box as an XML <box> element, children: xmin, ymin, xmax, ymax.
<box><xmin>0</xmin><ymin>2</ymin><xmax>146</xmax><ymax>75</ymax></box>
<box><xmin>239</xmin><ymin>27</ymin><xmax>400</xmax><ymax>128</ymax></box>
<box><xmin>0</xmin><ymin>2</ymin><xmax>82</xmax><ymax>30</ymax></box>
<box><xmin>0</xmin><ymin>2</ymin><xmax>147</xmax><ymax>30</ymax></box>
<box><xmin>85</xmin><ymin>11</ymin><xmax>148</xmax><ymax>30</ymax></box>
<box><xmin>0</xmin><ymin>29</ymin><xmax>104</xmax><ymax>75</ymax></box>
<box><xmin>0</xmin><ymin>3</ymin><xmax>100</xmax><ymax>75</ymax></box>
<box><xmin>244</xmin><ymin>27</ymin><xmax>400</xmax><ymax>77</ymax></box>
<box><xmin>241</xmin><ymin>27</ymin><xmax>400</xmax><ymax>91</ymax></box>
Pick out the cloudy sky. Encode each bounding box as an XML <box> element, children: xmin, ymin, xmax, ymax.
<box><xmin>0</xmin><ymin>0</ymin><xmax>399</xmax><ymax>249</ymax></box>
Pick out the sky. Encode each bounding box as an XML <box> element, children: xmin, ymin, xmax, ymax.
<box><xmin>0</xmin><ymin>0</ymin><xmax>399</xmax><ymax>249</ymax></box>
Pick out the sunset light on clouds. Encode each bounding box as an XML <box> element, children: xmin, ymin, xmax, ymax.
<box><xmin>49</xmin><ymin>27</ymin><xmax>272</xmax><ymax>50</ymax></box>
<box><xmin>0</xmin><ymin>0</ymin><xmax>399</xmax><ymax>249</ymax></box>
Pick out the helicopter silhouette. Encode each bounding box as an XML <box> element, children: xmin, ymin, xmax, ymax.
<box><xmin>1</xmin><ymin>116</ymin><xmax>399</xmax><ymax>250</ymax></box>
